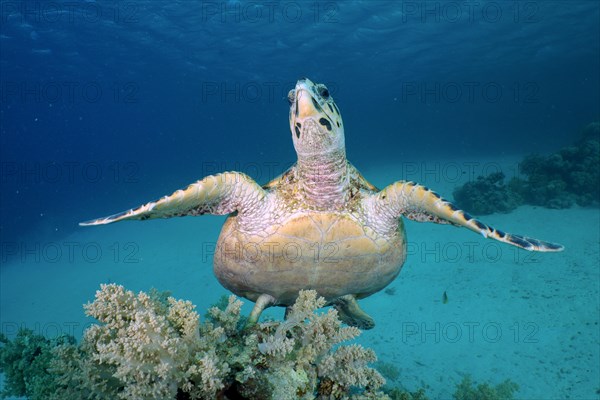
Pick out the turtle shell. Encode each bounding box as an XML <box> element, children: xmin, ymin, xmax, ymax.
<box><xmin>213</xmin><ymin>209</ymin><xmax>407</xmax><ymax>306</ymax></box>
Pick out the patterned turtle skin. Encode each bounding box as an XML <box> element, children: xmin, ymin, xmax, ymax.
<box><xmin>80</xmin><ymin>78</ymin><xmax>563</xmax><ymax>329</ymax></box>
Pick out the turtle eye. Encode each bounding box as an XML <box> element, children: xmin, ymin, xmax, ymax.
<box><xmin>287</xmin><ymin>89</ymin><xmax>295</xmax><ymax>105</ymax></box>
<box><xmin>318</xmin><ymin>86</ymin><xmax>329</xmax><ymax>99</ymax></box>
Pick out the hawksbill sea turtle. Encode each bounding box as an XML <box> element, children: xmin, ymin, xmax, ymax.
<box><xmin>80</xmin><ymin>78</ymin><xmax>563</xmax><ymax>329</ymax></box>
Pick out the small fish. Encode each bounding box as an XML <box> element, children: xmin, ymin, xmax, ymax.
<box><xmin>442</xmin><ymin>291</ymin><xmax>448</xmax><ymax>304</ymax></box>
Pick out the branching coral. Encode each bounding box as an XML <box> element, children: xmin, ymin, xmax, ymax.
<box><xmin>246</xmin><ymin>290</ymin><xmax>384</xmax><ymax>399</ymax></box>
<box><xmin>82</xmin><ymin>283</ymin><xmax>231</xmax><ymax>399</ymax></box>
<box><xmin>318</xmin><ymin>344</ymin><xmax>384</xmax><ymax>398</ymax></box>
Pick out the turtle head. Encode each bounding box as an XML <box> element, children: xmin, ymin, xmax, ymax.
<box><xmin>288</xmin><ymin>78</ymin><xmax>344</xmax><ymax>157</ymax></box>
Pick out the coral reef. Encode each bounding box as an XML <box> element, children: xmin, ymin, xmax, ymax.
<box><xmin>250</xmin><ymin>290</ymin><xmax>384</xmax><ymax>399</ymax></box>
<box><xmin>452</xmin><ymin>375</ymin><xmax>518</xmax><ymax>400</ymax></box>
<box><xmin>0</xmin><ymin>285</ymin><xmax>386</xmax><ymax>400</ymax></box>
<box><xmin>376</xmin><ymin>361</ymin><xmax>400</xmax><ymax>383</ymax></box>
<box><xmin>0</xmin><ymin>285</ymin><xmax>525</xmax><ymax>400</ymax></box>
<box><xmin>0</xmin><ymin>329</ymin><xmax>75</xmax><ymax>399</ymax></box>
<box><xmin>453</xmin><ymin>122</ymin><xmax>599</xmax><ymax>214</ymax></box>
<box><xmin>452</xmin><ymin>172</ymin><xmax>522</xmax><ymax>215</ymax></box>
<box><xmin>385</xmin><ymin>387</ymin><xmax>429</xmax><ymax>400</ymax></box>
<box><xmin>517</xmin><ymin>122</ymin><xmax>599</xmax><ymax>208</ymax></box>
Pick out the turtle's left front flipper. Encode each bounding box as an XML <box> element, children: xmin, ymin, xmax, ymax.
<box><xmin>80</xmin><ymin>172</ymin><xmax>266</xmax><ymax>226</ymax></box>
<box><xmin>373</xmin><ymin>180</ymin><xmax>564</xmax><ymax>252</ymax></box>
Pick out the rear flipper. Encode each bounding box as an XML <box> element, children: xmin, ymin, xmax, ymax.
<box><xmin>332</xmin><ymin>295</ymin><xmax>375</xmax><ymax>330</ymax></box>
<box><xmin>246</xmin><ymin>293</ymin><xmax>276</xmax><ymax>328</ymax></box>
<box><xmin>374</xmin><ymin>180</ymin><xmax>564</xmax><ymax>252</ymax></box>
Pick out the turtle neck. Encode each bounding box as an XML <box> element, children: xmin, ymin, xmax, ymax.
<box><xmin>296</xmin><ymin>148</ymin><xmax>349</xmax><ymax>209</ymax></box>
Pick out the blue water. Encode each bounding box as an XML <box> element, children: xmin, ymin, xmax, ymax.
<box><xmin>1</xmin><ymin>1</ymin><xmax>599</xmax><ymax>399</ymax></box>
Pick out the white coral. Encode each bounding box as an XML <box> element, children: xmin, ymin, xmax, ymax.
<box><xmin>65</xmin><ymin>285</ymin><xmax>386</xmax><ymax>399</ymax></box>
<box><xmin>258</xmin><ymin>334</ymin><xmax>295</xmax><ymax>357</ymax></box>
<box><xmin>318</xmin><ymin>344</ymin><xmax>385</xmax><ymax>394</ymax></box>
<box><xmin>207</xmin><ymin>295</ymin><xmax>243</xmax><ymax>335</ymax></box>
<box><xmin>257</xmin><ymin>290</ymin><xmax>385</xmax><ymax>399</ymax></box>
<box><xmin>83</xmin><ymin>284</ymin><xmax>228</xmax><ymax>400</ymax></box>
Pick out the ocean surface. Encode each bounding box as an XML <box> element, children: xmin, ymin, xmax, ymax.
<box><xmin>1</xmin><ymin>1</ymin><xmax>599</xmax><ymax>399</ymax></box>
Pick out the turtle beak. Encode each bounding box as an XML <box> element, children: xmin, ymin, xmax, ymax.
<box><xmin>294</xmin><ymin>79</ymin><xmax>320</xmax><ymax>119</ymax></box>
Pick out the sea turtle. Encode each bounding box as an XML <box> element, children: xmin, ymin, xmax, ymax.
<box><xmin>80</xmin><ymin>78</ymin><xmax>563</xmax><ymax>329</ymax></box>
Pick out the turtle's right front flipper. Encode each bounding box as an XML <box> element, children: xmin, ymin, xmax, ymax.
<box><xmin>80</xmin><ymin>172</ymin><xmax>266</xmax><ymax>226</ymax></box>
